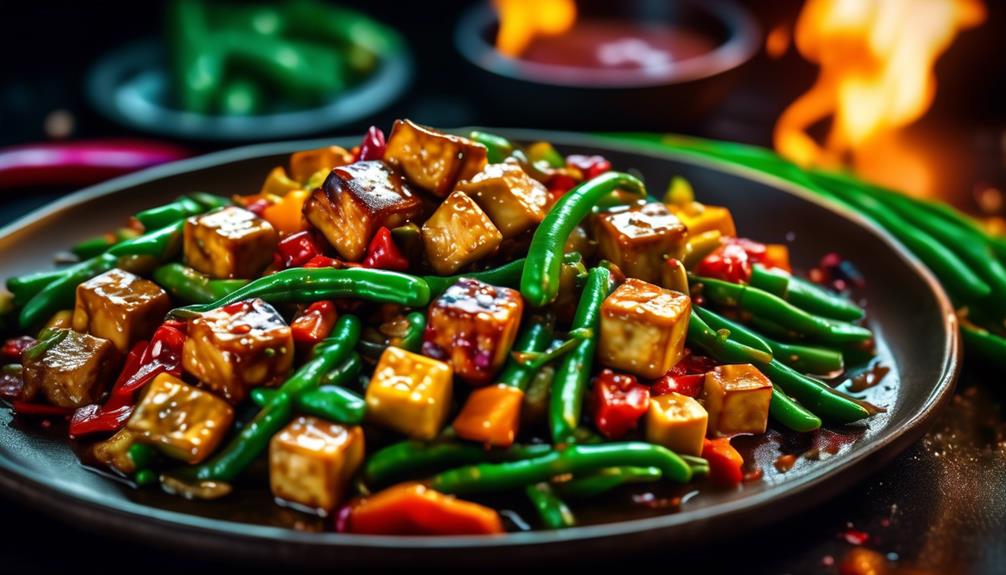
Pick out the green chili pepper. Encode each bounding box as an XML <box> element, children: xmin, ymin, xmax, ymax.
<box><xmin>693</xmin><ymin>274</ymin><xmax>872</xmax><ymax>344</ymax></box>
<box><xmin>551</xmin><ymin>466</ymin><xmax>662</xmax><ymax>499</ymax></box>
<box><xmin>749</xmin><ymin>264</ymin><xmax>864</xmax><ymax>322</ymax></box>
<box><xmin>363</xmin><ymin>436</ymin><xmax>552</xmax><ymax>487</ymax></box>
<box><xmin>397</xmin><ymin>311</ymin><xmax>426</xmax><ymax>353</ymax></box>
<box><xmin>468</xmin><ymin>131</ymin><xmax>513</xmax><ymax>164</ymax></box>
<box><xmin>19</xmin><ymin>254</ymin><xmax>119</xmax><ymax>330</ymax></box>
<box><xmin>250</xmin><ymin>354</ymin><xmax>365</xmax><ymax>424</ymax></box>
<box><xmin>109</xmin><ymin>219</ymin><xmax>184</xmax><ymax>260</ymax></box>
<box><xmin>169</xmin><ymin>315</ymin><xmax>362</xmax><ymax>488</ymax></box>
<box><xmin>499</xmin><ymin>315</ymin><xmax>555</xmax><ymax>391</ymax></box>
<box><xmin>430</xmin><ymin>442</ymin><xmax>693</xmax><ymax>495</ymax></box>
<box><xmin>550</xmin><ymin>267</ymin><xmax>609</xmax><ymax>444</ymax></box>
<box><xmin>135</xmin><ymin>196</ymin><xmax>204</xmax><ymax>231</ymax></box>
<box><xmin>169</xmin><ymin>268</ymin><xmax>430</xmax><ymax>318</ymax></box>
<box><xmin>153</xmin><ymin>263</ymin><xmax>248</xmax><ymax>304</ymax></box>
<box><xmin>526</xmin><ymin>482</ymin><xmax>576</xmax><ymax>529</ymax></box>
<box><xmin>522</xmin><ymin>172</ymin><xmax>646</xmax><ymax>307</ymax></box>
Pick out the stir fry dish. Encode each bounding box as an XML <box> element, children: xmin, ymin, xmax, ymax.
<box><xmin>0</xmin><ymin>121</ymin><xmax>881</xmax><ymax>535</ymax></box>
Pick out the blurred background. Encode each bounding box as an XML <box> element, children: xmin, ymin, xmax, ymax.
<box><xmin>2</xmin><ymin>1</ymin><xmax>1005</xmax><ymax>573</ymax></box>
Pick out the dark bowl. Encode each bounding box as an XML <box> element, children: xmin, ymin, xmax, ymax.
<box><xmin>454</xmin><ymin>0</ymin><xmax>760</xmax><ymax>130</ymax></box>
<box><xmin>0</xmin><ymin>131</ymin><xmax>957</xmax><ymax>566</ymax></box>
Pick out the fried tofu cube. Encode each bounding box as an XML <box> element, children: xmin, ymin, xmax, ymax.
<box><xmin>598</xmin><ymin>279</ymin><xmax>691</xmax><ymax>379</ymax></box>
<box><xmin>453</xmin><ymin>384</ymin><xmax>525</xmax><ymax>447</ymax></box>
<box><xmin>704</xmin><ymin>364</ymin><xmax>773</xmax><ymax>436</ymax></box>
<box><xmin>92</xmin><ymin>428</ymin><xmax>140</xmax><ymax>475</ymax></box>
<box><xmin>421</xmin><ymin>191</ymin><xmax>503</xmax><ymax>275</ymax></box>
<box><xmin>269</xmin><ymin>416</ymin><xmax>365</xmax><ymax>513</ymax></box>
<box><xmin>594</xmin><ymin>203</ymin><xmax>687</xmax><ymax>284</ymax></box>
<box><xmin>456</xmin><ymin>163</ymin><xmax>550</xmax><ymax>238</ymax></box>
<box><xmin>303</xmin><ymin>160</ymin><xmax>423</xmax><ymax>261</ymax></box>
<box><xmin>182</xmin><ymin>298</ymin><xmax>294</xmax><ymax>404</ymax></box>
<box><xmin>21</xmin><ymin>329</ymin><xmax>116</xmax><ymax>408</ymax></box>
<box><xmin>646</xmin><ymin>393</ymin><xmax>708</xmax><ymax>455</ymax></box>
<box><xmin>668</xmin><ymin>202</ymin><xmax>737</xmax><ymax>238</ymax></box>
<box><xmin>366</xmin><ymin>346</ymin><xmax>453</xmax><ymax>440</ymax></box>
<box><xmin>422</xmin><ymin>278</ymin><xmax>523</xmax><ymax>385</ymax></box>
<box><xmin>127</xmin><ymin>372</ymin><xmax>234</xmax><ymax>464</ymax></box>
<box><xmin>72</xmin><ymin>268</ymin><xmax>171</xmax><ymax>353</ymax></box>
<box><xmin>384</xmin><ymin>119</ymin><xmax>487</xmax><ymax>197</ymax></box>
<box><xmin>289</xmin><ymin>145</ymin><xmax>353</xmax><ymax>183</ymax></box>
<box><xmin>183</xmin><ymin>207</ymin><xmax>278</xmax><ymax>279</ymax></box>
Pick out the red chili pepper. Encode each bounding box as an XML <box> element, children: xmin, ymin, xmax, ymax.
<box><xmin>356</xmin><ymin>126</ymin><xmax>387</xmax><ymax>161</ymax></box>
<box><xmin>303</xmin><ymin>255</ymin><xmax>356</xmax><ymax>269</ymax></box>
<box><xmin>696</xmin><ymin>242</ymin><xmax>753</xmax><ymax>283</ymax></box>
<box><xmin>1</xmin><ymin>336</ymin><xmax>37</xmax><ymax>363</ymax></box>
<box><xmin>291</xmin><ymin>301</ymin><xmax>338</xmax><ymax>346</ymax></box>
<box><xmin>276</xmin><ymin>230</ymin><xmax>321</xmax><ymax>269</ymax></box>
<box><xmin>651</xmin><ymin>373</ymin><xmax>705</xmax><ymax>398</ymax></box>
<box><xmin>547</xmin><ymin>173</ymin><xmax>579</xmax><ymax>201</ymax></box>
<box><xmin>702</xmin><ymin>438</ymin><xmax>744</xmax><ymax>487</ymax></box>
<box><xmin>361</xmin><ymin>227</ymin><xmax>409</xmax><ymax>271</ymax></box>
<box><xmin>566</xmin><ymin>154</ymin><xmax>611</xmax><ymax>180</ymax></box>
<box><xmin>593</xmin><ymin>369</ymin><xmax>650</xmax><ymax>439</ymax></box>
<box><xmin>11</xmin><ymin>401</ymin><xmax>74</xmax><ymax>417</ymax></box>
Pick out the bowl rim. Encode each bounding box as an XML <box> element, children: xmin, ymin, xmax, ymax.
<box><xmin>454</xmin><ymin>0</ymin><xmax>761</xmax><ymax>88</ymax></box>
<box><xmin>0</xmin><ymin>130</ymin><xmax>959</xmax><ymax>558</ymax></box>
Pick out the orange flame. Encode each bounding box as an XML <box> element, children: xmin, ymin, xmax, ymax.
<box><xmin>774</xmin><ymin>0</ymin><xmax>985</xmax><ymax>195</ymax></box>
<box><xmin>494</xmin><ymin>0</ymin><xmax>577</xmax><ymax>57</ymax></box>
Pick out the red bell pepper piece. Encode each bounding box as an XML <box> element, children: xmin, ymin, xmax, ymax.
<box><xmin>291</xmin><ymin>301</ymin><xmax>338</xmax><ymax>346</ymax></box>
<box><xmin>303</xmin><ymin>255</ymin><xmax>340</xmax><ymax>268</ymax></box>
<box><xmin>11</xmin><ymin>401</ymin><xmax>74</xmax><ymax>417</ymax></box>
<box><xmin>696</xmin><ymin>242</ymin><xmax>754</xmax><ymax>283</ymax></box>
<box><xmin>652</xmin><ymin>373</ymin><xmax>705</xmax><ymax>398</ymax></box>
<box><xmin>1</xmin><ymin>336</ymin><xmax>36</xmax><ymax>363</ymax></box>
<box><xmin>340</xmin><ymin>482</ymin><xmax>503</xmax><ymax>535</ymax></box>
<box><xmin>276</xmin><ymin>230</ymin><xmax>321</xmax><ymax>269</ymax></box>
<box><xmin>566</xmin><ymin>154</ymin><xmax>612</xmax><ymax>180</ymax></box>
<box><xmin>593</xmin><ymin>369</ymin><xmax>650</xmax><ymax>439</ymax></box>
<box><xmin>361</xmin><ymin>227</ymin><xmax>409</xmax><ymax>271</ymax></box>
<box><xmin>356</xmin><ymin>126</ymin><xmax>387</xmax><ymax>161</ymax></box>
<box><xmin>702</xmin><ymin>438</ymin><xmax>745</xmax><ymax>487</ymax></box>
<box><xmin>547</xmin><ymin>172</ymin><xmax>579</xmax><ymax>201</ymax></box>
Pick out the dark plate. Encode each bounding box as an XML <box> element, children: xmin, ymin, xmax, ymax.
<box><xmin>0</xmin><ymin>132</ymin><xmax>958</xmax><ymax>566</ymax></box>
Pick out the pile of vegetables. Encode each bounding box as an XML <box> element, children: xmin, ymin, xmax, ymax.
<box><xmin>0</xmin><ymin>121</ymin><xmax>879</xmax><ymax>535</ymax></box>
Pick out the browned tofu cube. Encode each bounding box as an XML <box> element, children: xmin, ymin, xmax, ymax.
<box><xmin>289</xmin><ymin>145</ymin><xmax>353</xmax><ymax>183</ymax></box>
<box><xmin>594</xmin><ymin>203</ymin><xmax>687</xmax><ymax>284</ymax></box>
<box><xmin>72</xmin><ymin>268</ymin><xmax>171</xmax><ymax>353</ymax></box>
<box><xmin>127</xmin><ymin>372</ymin><xmax>234</xmax><ymax>464</ymax></box>
<box><xmin>598</xmin><ymin>279</ymin><xmax>691</xmax><ymax>379</ymax></box>
<box><xmin>21</xmin><ymin>329</ymin><xmax>116</xmax><ymax>408</ymax></box>
<box><xmin>182</xmin><ymin>298</ymin><xmax>294</xmax><ymax>404</ymax></box>
<box><xmin>384</xmin><ymin>119</ymin><xmax>487</xmax><ymax>197</ymax></box>
<box><xmin>456</xmin><ymin>163</ymin><xmax>550</xmax><ymax>238</ymax></box>
<box><xmin>421</xmin><ymin>191</ymin><xmax>503</xmax><ymax>275</ymax></box>
<box><xmin>646</xmin><ymin>393</ymin><xmax>708</xmax><ymax>456</ymax></box>
<box><xmin>422</xmin><ymin>278</ymin><xmax>523</xmax><ymax>385</ymax></box>
<box><xmin>183</xmin><ymin>207</ymin><xmax>277</xmax><ymax>279</ymax></box>
<box><xmin>704</xmin><ymin>364</ymin><xmax>773</xmax><ymax>436</ymax></box>
<box><xmin>269</xmin><ymin>416</ymin><xmax>365</xmax><ymax>513</ymax></box>
<box><xmin>303</xmin><ymin>160</ymin><xmax>423</xmax><ymax>261</ymax></box>
<box><xmin>92</xmin><ymin>428</ymin><xmax>139</xmax><ymax>475</ymax></box>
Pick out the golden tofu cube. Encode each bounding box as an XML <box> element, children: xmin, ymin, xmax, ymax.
<box><xmin>183</xmin><ymin>207</ymin><xmax>277</xmax><ymax>279</ymax></box>
<box><xmin>421</xmin><ymin>190</ymin><xmax>503</xmax><ymax>275</ymax></box>
<box><xmin>92</xmin><ymin>428</ymin><xmax>139</xmax><ymax>475</ymax></box>
<box><xmin>594</xmin><ymin>203</ymin><xmax>687</xmax><ymax>284</ymax></box>
<box><xmin>21</xmin><ymin>329</ymin><xmax>116</xmax><ymax>408</ymax></box>
<box><xmin>669</xmin><ymin>202</ymin><xmax>737</xmax><ymax>238</ymax></box>
<box><xmin>384</xmin><ymin>119</ymin><xmax>487</xmax><ymax>197</ymax></box>
<box><xmin>453</xmin><ymin>384</ymin><xmax>525</xmax><ymax>447</ymax></box>
<box><xmin>127</xmin><ymin>372</ymin><xmax>234</xmax><ymax>464</ymax></box>
<box><xmin>303</xmin><ymin>160</ymin><xmax>423</xmax><ymax>261</ymax></box>
<box><xmin>270</xmin><ymin>416</ymin><xmax>365</xmax><ymax>513</ymax></box>
<box><xmin>366</xmin><ymin>346</ymin><xmax>453</xmax><ymax>440</ymax></box>
<box><xmin>704</xmin><ymin>364</ymin><xmax>773</xmax><ymax>436</ymax></box>
<box><xmin>289</xmin><ymin>145</ymin><xmax>353</xmax><ymax>183</ymax></box>
<box><xmin>73</xmin><ymin>268</ymin><xmax>171</xmax><ymax>353</ymax></box>
<box><xmin>422</xmin><ymin>278</ymin><xmax>523</xmax><ymax>385</ymax></box>
<box><xmin>599</xmin><ymin>278</ymin><xmax>691</xmax><ymax>379</ymax></box>
<box><xmin>646</xmin><ymin>393</ymin><xmax>708</xmax><ymax>456</ymax></box>
<box><xmin>182</xmin><ymin>298</ymin><xmax>294</xmax><ymax>404</ymax></box>
<box><xmin>456</xmin><ymin>163</ymin><xmax>550</xmax><ymax>238</ymax></box>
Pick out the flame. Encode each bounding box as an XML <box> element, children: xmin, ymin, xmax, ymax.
<box><xmin>494</xmin><ymin>0</ymin><xmax>577</xmax><ymax>57</ymax></box>
<box><xmin>774</xmin><ymin>0</ymin><xmax>985</xmax><ymax>195</ymax></box>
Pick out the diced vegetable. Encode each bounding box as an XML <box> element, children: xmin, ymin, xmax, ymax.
<box><xmin>421</xmin><ymin>190</ymin><xmax>503</xmax><ymax>275</ymax></box>
<box><xmin>422</xmin><ymin>278</ymin><xmax>523</xmax><ymax>385</ymax></box>
<box><xmin>21</xmin><ymin>329</ymin><xmax>116</xmax><ymax>407</ymax></box>
<box><xmin>72</xmin><ymin>268</ymin><xmax>171</xmax><ymax>353</ymax></box>
<box><xmin>383</xmin><ymin>119</ymin><xmax>487</xmax><ymax>197</ymax></box>
<box><xmin>269</xmin><ymin>416</ymin><xmax>365</xmax><ymax>513</ymax></box>
<box><xmin>290</xmin><ymin>301</ymin><xmax>338</xmax><ymax>348</ymax></box>
<box><xmin>702</xmin><ymin>437</ymin><xmax>744</xmax><ymax>487</ymax></box>
<box><xmin>288</xmin><ymin>145</ymin><xmax>353</xmax><ymax>183</ymax></box>
<box><xmin>668</xmin><ymin>202</ymin><xmax>737</xmax><ymax>238</ymax></box>
<box><xmin>183</xmin><ymin>206</ymin><xmax>278</xmax><ymax>279</ymax></box>
<box><xmin>303</xmin><ymin>160</ymin><xmax>422</xmax><ymax>261</ymax></box>
<box><xmin>181</xmin><ymin>298</ymin><xmax>294</xmax><ymax>403</ymax></box>
<box><xmin>593</xmin><ymin>203</ymin><xmax>687</xmax><ymax>284</ymax></box>
<box><xmin>645</xmin><ymin>393</ymin><xmax>708</xmax><ymax>456</ymax></box>
<box><xmin>258</xmin><ymin>166</ymin><xmax>300</xmax><ymax>197</ymax></box>
<box><xmin>344</xmin><ymin>482</ymin><xmax>503</xmax><ymax>535</ymax></box>
<box><xmin>261</xmin><ymin>189</ymin><xmax>309</xmax><ymax>235</ymax></box>
<box><xmin>593</xmin><ymin>369</ymin><xmax>650</xmax><ymax>439</ymax></box>
<box><xmin>598</xmin><ymin>278</ymin><xmax>691</xmax><ymax>379</ymax></box>
<box><xmin>452</xmin><ymin>384</ymin><xmax>525</xmax><ymax>447</ymax></box>
<box><xmin>126</xmin><ymin>372</ymin><xmax>235</xmax><ymax>464</ymax></box>
<box><xmin>456</xmin><ymin>163</ymin><xmax>550</xmax><ymax>239</ymax></box>
<box><xmin>704</xmin><ymin>364</ymin><xmax>773</xmax><ymax>436</ymax></box>
<box><xmin>365</xmin><ymin>346</ymin><xmax>453</xmax><ymax>440</ymax></box>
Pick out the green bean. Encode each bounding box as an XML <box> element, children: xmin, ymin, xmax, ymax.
<box><xmin>750</xmin><ymin>264</ymin><xmax>865</xmax><ymax>322</ymax></box>
<box><xmin>250</xmin><ymin>354</ymin><xmax>365</xmax><ymax>424</ymax></box>
<box><xmin>468</xmin><ymin>131</ymin><xmax>513</xmax><ymax>163</ymax></box>
<box><xmin>134</xmin><ymin>196</ymin><xmax>204</xmax><ymax>231</ymax></box>
<box><xmin>526</xmin><ymin>483</ymin><xmax>575</xmax><ymax>529</ymax></box>
<box><xmin>498</xmin><ymin>315</ymin><xmax>555</xmax><ymax>391</ymax></box>
<box><xmin>18</xmin><ymin>254</ymin><xmax>118</xmax><ymax>330</ymax></box>
<box><xmin>423</xmin><ymin>253</ymin><xmax>583</xmax><ymax>299</ymax></box>
<box><xmin>960</xmin><ymin>320</ymin><xmax>1006</xmax><ymax>371</ymax></box>
<box><xmin>153</xmin><ymin>263</ymin><xmax>249</xmax><ymax>304</ymax></box>
<box><xmin>551</xmin><ymin>466</ymin><xmax>662</xmax><ymax>499</ymax></box>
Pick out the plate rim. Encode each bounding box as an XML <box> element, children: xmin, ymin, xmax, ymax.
<box><xmin>0</xmin><ymin>131</ymin><xmax>960</xmax><ymax>555</ymax></box>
